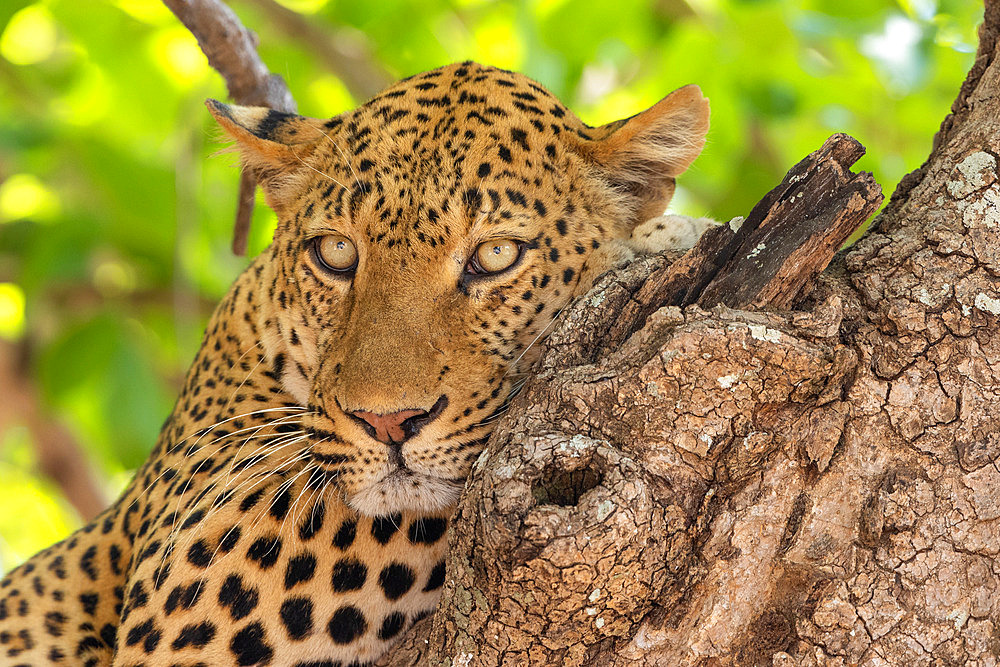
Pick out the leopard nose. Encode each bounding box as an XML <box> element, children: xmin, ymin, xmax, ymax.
<box><xmin>349</xmin><ymin>408</ymin><xmax>427</xmax><ymax>444</ymax></box>
<box><xmin>344</xmin><ymin>396</ymin><xmax>449</xmax><ymax>444</ymax></box>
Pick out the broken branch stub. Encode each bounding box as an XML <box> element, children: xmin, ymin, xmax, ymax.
<box><xmin>606</xmin><ymin>133</ymin><xmax>883</xmax><ymax>350</ymax></box>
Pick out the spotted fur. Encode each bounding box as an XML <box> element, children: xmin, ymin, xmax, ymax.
<box><xmin>0</xmin><ymin>62</ymin><xmax>709</xmax><ymax>666</ymax></box>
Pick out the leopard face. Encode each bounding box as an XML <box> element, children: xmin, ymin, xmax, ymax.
<box><xmin>209</xmin><ymin>61</ymin><xmax>709</xmax><ymax>517</ymax></box>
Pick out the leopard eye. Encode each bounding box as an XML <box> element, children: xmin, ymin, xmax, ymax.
<box><xmin>470</xmin><ymin>239</ymin><xmax>521</xmax><ymax>275</ymax></box>
<box><xmin>314</xmin><ymin>235</ymin><xmax>358</xmax><ymax>273</ymax></box>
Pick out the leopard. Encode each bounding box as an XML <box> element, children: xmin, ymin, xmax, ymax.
<box><xmin>0</xmin><ymin>61</ymin><xmax>710</xmax><ymax>666</ymax></box>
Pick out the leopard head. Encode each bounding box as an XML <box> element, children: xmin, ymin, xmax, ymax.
<box><xmin>208</xmin><ymin>62</ymin><xmax>708</xmax><ymax>516</ymax></box>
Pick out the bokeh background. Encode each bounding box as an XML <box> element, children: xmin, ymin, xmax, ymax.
<box><xmin>0</xmin><ymin>0</ymin><xmax>981</xmax><ymax>573</ymax></box>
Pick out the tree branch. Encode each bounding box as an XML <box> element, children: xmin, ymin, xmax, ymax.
<box><xmin>163</xmin><ymin>0</ymin><xmax>297</xmax><ymax>255</ymax></box>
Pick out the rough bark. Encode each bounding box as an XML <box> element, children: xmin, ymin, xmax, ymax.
<box><xmin>381</xmin><ymin>3</ymin><xmax>1000</xmax><ymax>665</ymax></box>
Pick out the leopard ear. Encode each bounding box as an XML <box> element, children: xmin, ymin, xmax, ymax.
<box><xmin>206</xmin><ymin>100</ymin><xmax>331</xmax><ymax>207</ymax></box>
<box><xmin>571</xmin><ymin>85</ymin><xmax>709</xmax><ymax>227</ymax></box>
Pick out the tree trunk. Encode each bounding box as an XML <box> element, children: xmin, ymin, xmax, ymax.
<box><xmin>381</xmin><ymin>3</ymin><xmax>1000</xmax><ymax>665</ymax></box>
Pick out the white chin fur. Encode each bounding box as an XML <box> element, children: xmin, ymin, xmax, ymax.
<box><xmin>348</xmin><ymin>474</ymin><xmax>462</xmax><ymax>516</ymax></box>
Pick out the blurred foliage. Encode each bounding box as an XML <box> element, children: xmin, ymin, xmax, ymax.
<box><xmin>0</xmin><ymin>0</ymin><xmax>980</xmax><ymax>572</ymax></box>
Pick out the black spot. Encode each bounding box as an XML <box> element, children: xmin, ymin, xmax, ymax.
<box><xmin>497</xmin><ymin>145</ymin><xmax>512</xmax><ymax>163</ymax></box>
<box><xmin>269</xmin><ymin>486</ymin><xmax>292</xmax><ymax>522</ymax></box>
<box><xmin>505</xmin><ymin>188</ymin><xmax>527</xmax><ymax>207</ymax></box>
<box><xmin>555</xmin><ymin>218</ymin><xmax>567</xmax><ymax>235</ymax></box>
<box><xmin>423</xmin><ymin>561</ymin><xmax>446</xmax><ymax>592</ymax></box>
<box><xmin>279</xmin><ymin>597</ymin><xmax>314</xmax><ymax>640</ymax></box>
<box><xmin>171</xmin><ymin>621</ymin><xmax>216</xmax><ymax>650</ymax></box>
<box><xmin>229</xmin><ymin>621</ymin><xmax>273</xmax><ymax>666</ymax></box>
<box><xmin>79</xmin><ymin>592</ymin><xmax>99</xmax><ymax>616</ymax></box>
<box><xmin>99</xmin><ymin>623</ymin><xmax>116</xmax><ymax>649</ymax></box>
<box><xmin>284</xmin><ymin>553</ymin><xmax>317</xmax><ymax>589</ymax></box>
<box><xmin>218</xmin><ymin>525</ymin><xmax>241</xmax><ymax>553</ymax></box>
<box><xmin>254</xmin><ymin>108</ymin><xmax>295</xmax><ymax>140</ymax></box>
<box><xmin>186</xmin><ymin>539</ymin><xmax>212</xmax><ymax>568</ymax></box>
<box><xmin>218</xmin><ymin>575</ymin><xmax>259</xmax><ymax>621</ymax></box>
<box><xmin>510</xmin><ymin>128</ymin><xmax>529</xmax><ymax>151</ymax></box>
<box><xmin>327</xmin><ymin>605</ymin><xmax>367</xmax><ymax>645</ymax></box>
<box><xmin>477</xmin><ymin>162</ymin><xmax>491</xmax><ymax>178</ymax></box>
<box><xmin>79</xmin><ymin>545</ymin><xmax>98</xmax><ymax>581</ymax></box>
<box><xmin>164</xmin><ymin>580</ymin><xmax>204</xmax><ymax>615</ymax></box>
<box><xmin>332</xmin><ymin>519</ymin><xmax>357</xmax><ymax>549</ymax></box>
<box><xmin>127</xmin><ymin>581</ymin><xmax>148</xmax><ymax>611</ymax></box>
<box><xmin>378</xmin><ymin>563</ymin><xmax>416</xmax><ymax>601</ymax></box>
<box><xmin>239</xmin><ymin>488</ymin><xmax>265</xmax><ymax>512</ymax></box>
<box><xmin>549</xmin><ymin>248</ymin><xmax>559</xmax><ymax>262</ymax></box>
<box><xmin>125</xmin><ymin>618</ymin><xmax>153</xmax><ymax>646</ymax></box>
<box><xmin>108</xmin><ymin>544</ymin><xmax>123</xmax><ymax>575</ymax></box>
<box><xmin>371</xmin><ymin>514</ymin><xmax>402</xmax><ymax>545</ymax></box>
<box><xmin>298</xmin><ymin>502</ymin><xmax>325</xmax><ymax>541</ymax></box>
<box><xmin>563</xmin><ymin>267</ymin><xmax>575</xmax><ymax>285</ymax></box>
<box><xmin>377</xmin><ymin>611</ymin><xmax>407</xmax><ymax>640</ymax></box>
<box><xmin>331</xmin><ymin>558</ymin><xmax>368</xmax><ymax>593</ymax></box>
<box><xmin>246</xmin><ymin>535</ymin><xmax>282</xmax><ymax>569</ymax></box>
<box><xmin>43</xmin><ymin>611</ymin><xmax>66</xmax><ymax>637</ymax></box>
<box><xmin>407</xmin><ymin>517</ymin><xmax>448</xmax><ymax>545</ymax></box>
<box><xmin>180</xmin><ymin>508</ymin><xmax>205</xmax><ymax>530</ymax></box>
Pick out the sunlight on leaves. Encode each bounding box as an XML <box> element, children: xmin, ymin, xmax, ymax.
<box><xmin>0</xmin><ymin>432</ymin><xmax>80</xmax><ymax>575</ymax></box>
<box><xmin>275</xmin><ymin>0</ymin><xmax>330</xmax><ymax>13</ymax></box>
<box><xmin>148</xmin><ymin>25</ymin><xmax>211</xmax><ymax>87</ymax></box>
<box><xmin>52</xmin><ymin>61</ymin><xmax>112</xmax><ymax>126</ymax></box>
<box><xmin>115</xmin><ymin>0</ymin><xmax>176</xmax><ymax>25</ymax></box>
<box><xmin>0</xmin><ymin>4</ymin><xmax>58</xmax><ymax>66</ymax></box>
<box><xmin>307</xmin><ymin>75</ymin><xmax>355</xmax><ymax>115</ymax></box>
<box><xmin>471</xmin><ymin>14</ymin><xmax>524</xmax><ymax>69</ymax></box>
<box><xmin>0</xmin><ymin>283</ymin><xmax>26</xmax><ymax>340</ymax></box>
<box><xmin>860</xmin><ymin>14</ymin><xmax>924</xmax><ymax>94</ymax></box>
<box><xmin>0</xmin><ymin>173</ymin><xmax>60</xmax><ymax>223</ymax></box>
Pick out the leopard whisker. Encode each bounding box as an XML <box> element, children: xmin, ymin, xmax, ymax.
<box><xmin>172</xmin><ymin>439</ymin><xmax>315</xmax><ymax>564</ymax></box>
<box><xmin>168</xmin><ymin>430</ymin><xmax>312</xmax><ymax>558</ymax></box>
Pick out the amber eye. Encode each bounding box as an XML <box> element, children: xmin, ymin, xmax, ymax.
<box><xmin>469</xmin><ymin>239</ymin><xmax>521</xmax><ymax>275</ymax></box>
<box><xmin>313</xmin><ymin>235</ymin><xmax>358</xmax><ymax>273</ymax></box>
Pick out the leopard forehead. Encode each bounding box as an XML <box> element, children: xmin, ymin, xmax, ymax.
<box><xmin>282</xmin><ymin>62</ymin><xmax>610</xmax><ymax>243</ymax></box>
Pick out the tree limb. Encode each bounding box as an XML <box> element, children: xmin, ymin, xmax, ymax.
<box><xmin>163</xmin><ymin>0</ymin><xmax>297</xmax><ymax>255</ymax></box>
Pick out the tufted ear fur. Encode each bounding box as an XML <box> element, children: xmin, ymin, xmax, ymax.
<box><xmin>206</xmin><ymin>99</ymin><xmax>331</xmax><ymax>209</ymax></box>
<box><xmin>571</xmin><ymin>85</ymin><xmax>710</xmax><ymax>227</ymax></box>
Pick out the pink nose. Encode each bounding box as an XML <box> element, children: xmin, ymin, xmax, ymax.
<box><xmin>349</xmin><ymin>408</ymin><xmax>428</xmax><ymax>444</ymax></box>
